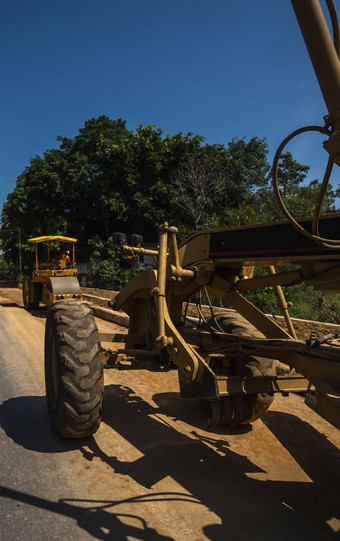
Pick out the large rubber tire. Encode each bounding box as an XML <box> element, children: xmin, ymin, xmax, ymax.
<box><xmin>23</xmin><ymin>277</ymin><xmax>39</xmax><ymax>309</ymax></box>
<box><xmin>200</xmin><ymin>312</ymin><xmax>277</xmax><ymax>427</ymax></box>
<box><xmin>45</xmin><ymin>300</ymin><xmax>104</xmax><ymax>438</ymax></box>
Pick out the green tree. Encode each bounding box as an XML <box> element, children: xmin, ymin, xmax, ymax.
<box><xmin>258</xmin><ymin>152</ymin><xmax>338</xmax><ymax>222</ymax></box>
<box><xmin>1</xmin><ymin>149</ymin><xmax>69</xmax><ymax>270</ymax></box>
<box><xmin>96</xmin><ymin>123</ymin><xmax>205</xmax><ymax>237</ymax></box>
<box><xmin>209</xmin><ymin>136</ymin><xmax>271</xmax><ymax>228</ymax></box>
<box><xmin>171</xmin><ymin>153</ymin><xmax>229</xmax><ymax>232</ymax></box>
<box><xmin>2</xmin><ymin>117</ymin><xmax>338</xmax><ymax>281</ymax></box>
<box><xmin>170</xmin><ymin>136</ymin><xmax>272</xmax><ymax>233</ymax></box>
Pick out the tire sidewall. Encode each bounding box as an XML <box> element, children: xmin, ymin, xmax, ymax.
<box><xmin>44</xmin><ymin>301</ymin><xmax>104</xmax><ymax>438</ymax></box>
<box><xmin>44</xmin><ymin>307</ymin><xmax>59</xmax><ymax>419</ymax></box>
<box><xmin>23</xmin><ymin>277</ymin><xmax>30</xmax><ymax>309</ymax></box>
<box><xmin>202</xmin><ymin>312</ymin><xmax>276</xmax><ymax>425</ymax></box>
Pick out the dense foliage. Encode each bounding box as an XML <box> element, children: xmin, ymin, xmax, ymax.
<box><xmin>1</xmin><ymin>116</ymin><xmax>339</xmax><ymax>320</ymax></box>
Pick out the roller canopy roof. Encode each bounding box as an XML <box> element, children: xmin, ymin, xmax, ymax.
<box><xmin>28</xmin><ymin>236</ymin><xmax>78</xmax><ymax>243</ymax></box>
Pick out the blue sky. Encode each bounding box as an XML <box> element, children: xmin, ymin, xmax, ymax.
<box><xmin>1</xmin><ymin>0</ymin><xmax>339</xmax><ymax>214</ymax></box>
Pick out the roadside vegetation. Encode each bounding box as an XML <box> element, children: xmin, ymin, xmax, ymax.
<box><xmin>1</xmin><ymin>115</ymin><xmax>339</xmax><ymax>322</ymax></box>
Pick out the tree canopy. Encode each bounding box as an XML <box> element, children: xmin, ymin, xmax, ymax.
<box><xmin>1</xmin><ymin>115</ymin><xmax>338</xmax><ymax>272</ymax></box>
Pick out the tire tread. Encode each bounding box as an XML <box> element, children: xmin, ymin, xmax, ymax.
<box><xmin>45</xmin><ymin>300</ymin><xmax>104</xmax><ymax>438</ymax></box>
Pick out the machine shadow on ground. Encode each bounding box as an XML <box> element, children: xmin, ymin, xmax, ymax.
<box><xmin>0</xmin><ymin>281</ymin><xmax>19</xmax><ymax>288</ymax></box>
<box><xmin>0</xmin><ymin>395</ymin><xmax>79</xmax><ymax>454</ymax></box>
<box><xmin>0</xmin><ymin>302</ymin><xmax>21</xmax><ymax>308</ymax></box>
<box><xmin>27</xmin><ymin>306</ymin><xmax>48</xmax><ymax>319</ymax></box>
<box><xmin>0</xmin><ymin>485</ymin><xmax>175</xmax><ymax>540</ymax></box>
<box><xmin>0</xmin><ymin>395</ymin><xmax>176</xmax><ymax>540</ymax></box>
<box><xmin>262</xmin><ymin>410</ymin><xmax>340</xmax><ymax>533</ymax></box>
<box><xmin>90</xmin><ymin>384</ymin><xmax>339</xmax><ymax>539</ymax></box>
<box><xmin>152</xmin><ymin>391</ymin><xmax>252</xmax><ymax>435</ymax></box>
<box><xmin>0</xmin><ymin>298</ymin><xmax>47</xmax><ymax>319</ymax></box>
<box><xmin>0</xmin><ymin>390</ymin><xmax>339</xmax><ymax>539</ymax></box>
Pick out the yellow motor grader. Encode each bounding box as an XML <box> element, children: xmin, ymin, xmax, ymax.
<box><xmin>44</xmin><ymin>0</ymin><xmax>340</xmax><ymax>438</ymax></box>
<box><xmin>23</xmin><ymin>235</ymin><xmax>82</xmax><ymax>309</ymax></box>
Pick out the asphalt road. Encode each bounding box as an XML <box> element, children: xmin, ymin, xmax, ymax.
<box><xmin>1</xmin><ymin>286</ymin><xmax>340</xmax><ymax>540</ymax></box>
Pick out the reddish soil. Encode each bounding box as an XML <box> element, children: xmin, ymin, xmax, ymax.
<box><xmin>1</xmin><ymin>282</ymin><xmax>340</xmax><ymax>539</ymax></box>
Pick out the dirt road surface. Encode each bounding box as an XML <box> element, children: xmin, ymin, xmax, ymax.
<box><xmin>0</xmin><ymin>285</ymin><xmax>340</xmax><ymax>540</ymax></box>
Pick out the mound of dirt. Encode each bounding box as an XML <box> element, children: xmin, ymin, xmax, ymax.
<box><xmin>82</xmin><ymin>287</ymin><xmax>340</xmax><ymax>341</ymax></box>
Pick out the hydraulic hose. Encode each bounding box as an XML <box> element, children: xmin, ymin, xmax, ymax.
<box><xmin>272</xmin><ymin>0</ymin><xmax>340</xmax><ymax>250</ymax></box>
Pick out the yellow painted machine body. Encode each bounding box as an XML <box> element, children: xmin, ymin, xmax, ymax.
<box><xmin>23</xmin><ymin>235</ymin><xmax>82</xmax><ymax>308</ymax></box>
<box><xmin>111</xmin><ymin>217</ymin><xmax>340</xmax><ymax>429</ymax></box>
<box><xmin>42</xmin><ymin>0</ymin><xmax>340</xmax><ymax>439</ymax></box>
<box><xmin>108</xmin><ymin>0</ymin><xmax>340</xmax><ymax>429</ymax></box>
